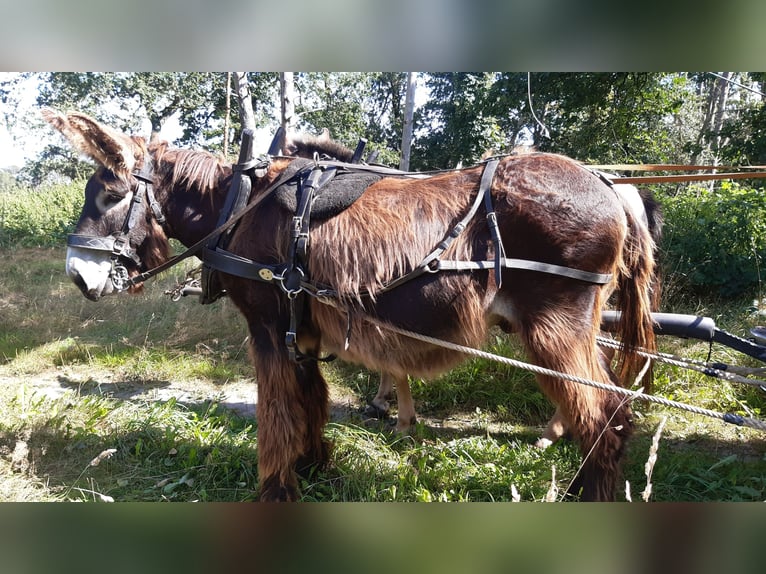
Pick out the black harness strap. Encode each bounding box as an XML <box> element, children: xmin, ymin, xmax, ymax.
<box><xmin>200</xmin><ymin>130</ymin><xmax>255</xmax><ymax>303</ymax></box>
<box><xmin>435</xmin><ymin>258</ymin><xmax>613</xmax><ymax>284</ymax></box>
<box><xmin>375</xmin><ymin>159</ymin><xmax>500</xmax><ymax>295</ymax></box>
<box><xmin>480</xmin><ymin>159</ymin><xmax>506</xmax><ymax>287</ymax></box>
<box><xmin>284</xmin><ymin>166</ymin><xmax>323</xmax><ymax>362</ymax></box>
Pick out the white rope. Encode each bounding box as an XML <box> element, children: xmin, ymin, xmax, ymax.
<box><xmin>364</xmin><ymin>317</ymin><xmax>766</xmax><ymax>432</ymax></box>
<box><xmin>596</xmin><ymin>336</ymin><xmax>766</xmax><ymax>389</ymax></box>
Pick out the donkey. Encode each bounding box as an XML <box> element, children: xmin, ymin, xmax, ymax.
<box><xmin>45</xmin><ymin>109</ymin><xmax>657</xmax><ymax>501</ymax></box>
<box><xmin>282</xmin><ymin>132</ymin><xmax>663</xmax><ymax>445</ymax></box>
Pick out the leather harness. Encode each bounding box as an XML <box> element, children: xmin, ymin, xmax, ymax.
<box><xmin>196</xmin><ymin>146</ymin><xmax>613</xmax><ymax>362</ymax></box>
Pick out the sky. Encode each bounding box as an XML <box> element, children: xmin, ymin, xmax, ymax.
<box><xmin>0</xmin><ymin>73</ymin><xmax>39</xmax><ymax>169</ymax></box>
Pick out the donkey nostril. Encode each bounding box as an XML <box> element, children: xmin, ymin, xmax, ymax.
<box><xmin>70</xmin><ymin>270</ymin><xmax>87</xmax><ymax>292</ymax></box>
<box><xmin>69</xmin><ymin>270</ymin><xmax>100</xmax><ymax>301</ymax></box>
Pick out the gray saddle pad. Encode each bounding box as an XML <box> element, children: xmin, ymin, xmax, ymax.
<box><xmin>273</xmin><ymin>159</ymin><xmax>383</xmax><ymax>219</ymax></box>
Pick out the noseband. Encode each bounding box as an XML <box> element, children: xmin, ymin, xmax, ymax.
<box><xmin>66</xmin><ymin>157</ymin><xmax>165</xmax><ymax>291</ymax></box>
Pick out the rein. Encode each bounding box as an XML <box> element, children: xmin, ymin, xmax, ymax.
<box><xmin>123</xmin><ymin>157</ymin><xmax>294</xmax><ymax>290</ymax></box>
<box><xmin>586</xmin><ymin>162</ymin><xmax>766</xmax><ymax>185</ymax></box>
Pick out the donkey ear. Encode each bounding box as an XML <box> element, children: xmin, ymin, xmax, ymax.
<box><xmin>42</xmin><ymin>108</ymin><xmax>139</xmax><ymax>175</ymax></box>
<box><xmin>281</xmin><ymin>130</ymin><xmax>298</xmax><ymax>156</ymax></box>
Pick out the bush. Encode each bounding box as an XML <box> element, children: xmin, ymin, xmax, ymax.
<box><xmin>0</xmin><ymin>180</ymin><xmax>84</xmax><ymax>248</ymax></box>
<box><xmin>659</xmin><ymin>181</ymin><xmax>766</xmax><ymax>297</ymax></box>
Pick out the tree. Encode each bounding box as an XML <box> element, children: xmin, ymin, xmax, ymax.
<box><xmin>21</xmin><ymin>73</ymin><xmax>230</xmax><ymax>184</ymax></box>
<box><xmin>714</xmin><ymin>73</ymin><xmax>766</xmax><ymax>166</ymax></box>
<box><xmin>233</xmin><ymin>72</ymin><xmax>256</xmax><ymax>134</ymax></box>
<box><xmin>280</xmin><ymin>72</ymin><xmax>296</xmax><ymax>133</ymax></box>
<box><xmin>292</xmin><ymin>72</ymin><xmax>403</xmax><ymax>165</ymax></box>
<box><xmin>412</xmin><ymin>73</ymin><xmax>503</xmax><ymax>169</ymax></box>
<box><xmin>399</xmin><ymin>72</ymin><xmax>417</xmax><ymax>170</ymax></box>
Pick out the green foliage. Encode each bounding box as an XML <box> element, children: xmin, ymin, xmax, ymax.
<box><xmin>660</xmin><ymin>181</ymin><xmax>766</xmax><ymax>296</ymax></box>
<box><xmin>0</xmin><ymin>180</ymin><xmax>83</xmax><ymax>247</ymax></box>
<box><xmin>413</xmin><ymin>73</ymin><xmax>505</xmax><ymax>169</ymax></box>
<box><xmin>294</xmin><ymin>72</ymin><xmax>404</xmax><ymax>167</ymax></box>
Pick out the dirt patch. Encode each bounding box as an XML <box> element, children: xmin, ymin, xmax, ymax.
<box><xmin>0</xmin><ymin>366</ymin><xmax>362</xmax><ymax>423</ymax></box>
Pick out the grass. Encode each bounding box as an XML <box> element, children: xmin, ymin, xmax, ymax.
<box><xmin>1</xmin><ymin>247</ymin><xmax>765</xmax><ymax>501</ymax></box>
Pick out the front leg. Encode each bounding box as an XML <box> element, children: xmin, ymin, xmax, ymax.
<box><xmin>251</xmin><ymin>335</ymin><xmax>330</xmax><ymax>502</ymax></box>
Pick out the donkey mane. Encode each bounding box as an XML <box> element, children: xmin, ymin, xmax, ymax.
<box><xmin>283</xmin><ymin>132</ymin><xmax>356</xmax><ymax>162</ymax></box>
<box><xmin>150</xmin><ymin>141</ymin><xmax>231</xmax><ymax>198</ymax></box>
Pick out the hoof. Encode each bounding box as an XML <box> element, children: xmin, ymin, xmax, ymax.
<box><xmin>364</xmin><ymin>402</ymin><xmax>389</xmax><ymax>420</ymax></box>
<box><xmin>534</xmin><ymin>437</ymin><xmax>554</xmax><ymax>449</ymax></box>
<box><xmin>260</xmin><ymin>475</ymin><xmax>300</xmax><ymax>502</ymax></box>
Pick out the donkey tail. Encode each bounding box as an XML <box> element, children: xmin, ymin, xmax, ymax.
<box><xmin>614</xmin><ymin>197</ymin><xmax>659</xmax><ymax>392</ymax></box>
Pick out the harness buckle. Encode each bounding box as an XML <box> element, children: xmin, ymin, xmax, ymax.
<box><xmin>285</xmin><ymin>331</ymin><xmax>298</xmax><ymax>361</ymax></box>
<box><xmin>278</xmin><ymin>266</ymin><xmax>306</xmax><ymax>298</ymax></box>
<box><xmin>112</xmin><ymin>235</ymin><xmax>129</xmax><ymax>257</ymax></box>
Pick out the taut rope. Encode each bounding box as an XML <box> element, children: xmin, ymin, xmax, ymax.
<box><xmin>362</xmin><ymin>317</ymin><xmax>766</xmax><ymax>432</ymax></box>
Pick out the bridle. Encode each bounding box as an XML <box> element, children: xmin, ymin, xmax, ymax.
<box><xmin>66</xmin><ymin>156</ymin><xmax>166</xmax><ymax>291</ymax></box>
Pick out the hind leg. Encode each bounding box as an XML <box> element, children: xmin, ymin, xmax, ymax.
<box><xmin>534</xmin><ymin>345</ymin><xmax>618</xmax><ymax>449</ymax></box>
<box><xmin>367</xmin><ymin>372</ymin><xmax>394</xmax><ymax>419</ymax></box>
<box><xmin>367</xmin><ymin>373</ymin><xmax>417</xmax><ymax>433</ymax></box>
<box><xmin>535</xmin><ymin>407</ymin><xmax>568</xmax><ymax>449</ymax></box>
<box><xmin>516</xmin><ymin>295</ymin><xmax>631</xmax><ymax>501</ymax></box>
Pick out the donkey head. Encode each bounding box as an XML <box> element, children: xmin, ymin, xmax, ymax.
<box><xmin>43</xmin><ymin>109</ymin><xmax>167</xmax><ymax>301</ymax></box>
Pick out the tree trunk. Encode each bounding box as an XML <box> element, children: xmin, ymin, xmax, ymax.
<box><xmin>280</xmin><ymin>72</ymin><xmax>296</xmax><ymax>133</ymax></box>
<box><xmin>692</xmin><ymin>73</ymin><xmax>730</xmax><ymax>166</ymax></box>
<box><xmin>710</xmin><ymin>72</ymin><xmax>732</xmax><ymax>163</ymax></box>
<box><xmin>223</xmin><ymin>72</ymin><xmax>231</xmax><ymax>157</ymax></box>
<box><xmin>399</xmin><ymin>72</ymin><xmax>417</xmax><ymax>171</ymax></box>
<box><xmin>233</xmin><ymin>72</ymin><xmax>255</xmax><ymax>135</ymax></box>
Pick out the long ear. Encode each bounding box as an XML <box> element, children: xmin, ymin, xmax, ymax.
<box><xmin>41</xmin><ymin>108</ymin><xmax>139</xmax><ymax>175</ymax></box>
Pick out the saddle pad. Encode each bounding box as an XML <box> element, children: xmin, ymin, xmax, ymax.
<box><xmin>273</xmin><ymin>159</ymin><xmax>383</xmax><ymax>220</ymax></box>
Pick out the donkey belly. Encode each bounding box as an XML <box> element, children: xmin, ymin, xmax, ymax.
<box><xmin>312</xmin><ymin>273</ymin><xmax>493</xmax><ymax>379</ymax></box>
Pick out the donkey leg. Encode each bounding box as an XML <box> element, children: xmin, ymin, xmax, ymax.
<box><xmin>568</xmin><ymin>389</ymin><xmax>633</xmax><ymax>502</ymax></box>
<box><xmin>519</xmin><ymin>312</ymin><xmax>630</xmax><ymax>501</ymax></box>
<box><xmin>393</xmin><ymin>375</ymin><xmax>417</xmax><ymax>434</ymax></box>
<box><xmin>535</xmin><ymin>407</ymin><xmax>567</xmax><ymax>449</ymax></box>
<box><xmin>251</xmin><ymin>342</ymin><xmax>330</xmax><ymax>502</ymax></box>
<box><xmin>366</xmin><ymin>372</ymin><xmax>395</xmax><ymax>419</ymax></box>
<box><xmin>294</xmin><ymin>359</ymin><xmax>332</xmax><ymax>476</ymax></box>
<box><xmin>534</xmin><ymin>346</ymin><xmax>616</xmax><ymax>449</ymax></box>
<box><xmin>367</xmin><ymin>373</ymin><xmax>417</xmax><ymax>433</ymax></box>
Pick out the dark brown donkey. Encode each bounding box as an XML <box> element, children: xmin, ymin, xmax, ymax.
<box><xmin>282</xmin><ymin>132</ymin><xmax>664</xmax><ymax>446</ymax></box>
<box><xmin>45</xmin><ymin>109</ymin><xmax>657</xmax><ymax>501</ymax></box>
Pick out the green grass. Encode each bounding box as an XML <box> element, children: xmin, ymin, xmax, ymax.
<box><xmin>1</xmin><ymin>247</ymin><xmax>765</xmax><ymax>501</ymax></box>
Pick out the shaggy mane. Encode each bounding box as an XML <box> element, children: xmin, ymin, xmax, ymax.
<box><xmin>283</xmin><ymin>132</ymin><xmax>356</xmax><ymax>162</ymax></box>
<box><xmin>150</xmin><ymin>141</ymin><xmax>231</xmax><ymax>197</ymax></box>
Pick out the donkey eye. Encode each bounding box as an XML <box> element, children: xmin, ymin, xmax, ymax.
<box><xmin>95</xmin><ymin>189</ymin><xmax>127</xmax><ymax>213</ymax></box>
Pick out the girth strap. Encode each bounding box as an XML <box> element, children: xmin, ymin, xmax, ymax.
<box><xmin>284</xmin><ymin>166</ymin><xmax>322</xmax><ymax>362</ymax></box>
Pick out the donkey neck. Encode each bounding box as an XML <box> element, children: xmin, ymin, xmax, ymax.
<box><xmin>153</xmin><ymin>149</ymin><xmax>234</xmax><ymax>249</ymax></box>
